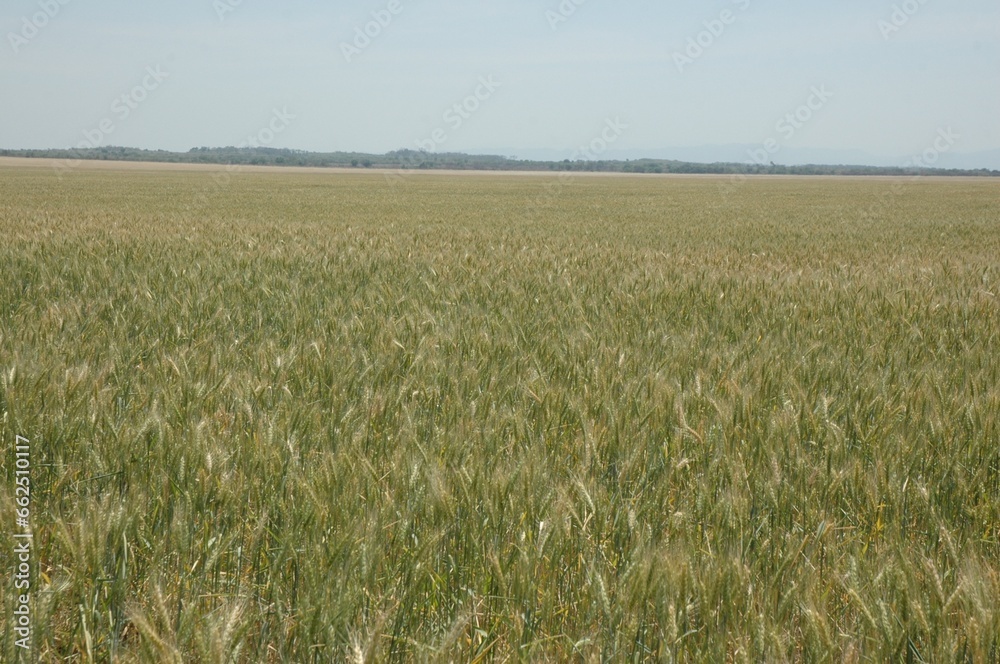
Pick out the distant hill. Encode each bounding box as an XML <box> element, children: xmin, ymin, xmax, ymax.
<box><xmin>2</xmin><ymin>146</ymin><xmax>998</xmax><ymax>177</ymax></box>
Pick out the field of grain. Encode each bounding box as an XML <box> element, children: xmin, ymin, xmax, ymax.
<box><xmin>1</xmin><ymin>163</ymin><xmax>999</xmax><ymax>661</ymax></box>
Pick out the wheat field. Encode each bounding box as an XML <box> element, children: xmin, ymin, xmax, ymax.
<box><xmin>1</xmin><ymin>163</ymin><xmax>999</xmax><ymax>662</ymax></box>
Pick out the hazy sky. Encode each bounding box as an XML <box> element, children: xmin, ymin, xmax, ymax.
<box><xmin>2</xmin><ymin>0</ymin><xmax>998</xmax><ymax>164</ymax></box>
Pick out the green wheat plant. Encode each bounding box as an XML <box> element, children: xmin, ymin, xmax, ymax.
<box><xmin>1</xmin><ymin>165</ymin><xmax>999</xmax><ymax>661</ymax></box>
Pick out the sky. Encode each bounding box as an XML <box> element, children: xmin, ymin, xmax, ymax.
<box><xmin>2</xmin><ymin>0</ymin><xmax>999</xmax><ymax>167</ymax></box>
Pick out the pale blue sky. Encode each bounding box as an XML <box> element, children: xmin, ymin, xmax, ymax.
<box><xmin>2</xmin><ymin>0</ymin><xmax>998</xmax><ymax>166</ymax></box>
